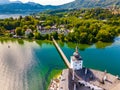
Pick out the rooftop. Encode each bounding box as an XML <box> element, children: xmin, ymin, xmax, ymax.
<box><xmin>54</xmin><ymin>68</ymin><xmax>120</xmax><ymax>90</ymax></box>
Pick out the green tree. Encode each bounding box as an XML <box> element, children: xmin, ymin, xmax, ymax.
<box><xmin>27</xmin><ymin>32</ymin><xmax>34</xmax><ymax>39</ymax></box>
<box><xmin>29</xmin><ymin>25</ymin><xmax>36</xmax><ymax>31</ymax></box>
<box><xmin>96</xmin><ymin>30</ymin><xmax>113</xmax><ymax>42</ymax></box>
<box><xmin>45</xmin><ymin>25</ymin><xmax>51</xmax><ymax>30</ymax></box>
<box><xmin>34</xmin><ymin>32</ymin><xmax>42</xmax><ymax>39</ymax></box>
<box><xmin>15</xmin><ymin>27</ymin><xmax>23</xmax><ymax>36</ymax></box>
<box><xmin>79</xmin><ymin>32</ymin><xmax>88</xmax><ymax>43</ymax></box>
<box><xmin>51</xmin><ymin>31</ymin><xmax>58</xmax><ymax>40</ymax></box>
<box><xmin>116</xmin><ymin>27</ymin><xmax>120</xmax><ymax>34</ymax></box>
<box><xmin>0</xmin><ymin>27</ymin><xmax>5</xmax><ymax>35</ymax></box>
<box><xmin>58</xmin><ymin>34</ymin><xmax>65</xmax><ymax>41</ymax></box>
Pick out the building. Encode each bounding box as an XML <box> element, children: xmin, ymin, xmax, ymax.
<box><xmin>49</xmin><ymin>46</ymin><xmax>120</xmax><ymax>90</ymax></box>
<box><xmin>25</xmin><ymin>29</ymin><xmax>32</xmax><ymax>36</ymax></box>
<box><xmin>70</xmin><ymin>46</ymin><xmax>83</xmax><ymax>70</ymax></box>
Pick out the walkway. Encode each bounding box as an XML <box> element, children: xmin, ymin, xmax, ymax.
<box><xmin>52</xmin><ymin>37</ymin><xmax>71</xmax><ymax>68</ymax></box>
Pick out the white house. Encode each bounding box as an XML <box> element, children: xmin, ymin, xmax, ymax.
<box><xmin>25</xmin><ymin>29</ymin><xmax>32</xmax><ymax>36</ymax></box>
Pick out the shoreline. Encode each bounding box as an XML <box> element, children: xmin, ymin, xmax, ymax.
<box><xmin>0</xmin><ymin>14</ymin><xmax>28</xmax><ymax>19</ymax></box>
<box><xmin>0</xmin><ymin>36</ymin><xmax>113</xmax><ymax>45</ymax></box>
<box><xmin>47</xmin><ymin>70</ymin><xmax>62</xmax><ymax>90</ymax></box>
<box><xmin>48</xmin><ymin>72</ymin><xmax>61</xmax><ymax>90</ymax></box>
<box><xmin>0</xmin><ymin>36</ymin><xmax>52</xmax><ymax>42</ymax></box>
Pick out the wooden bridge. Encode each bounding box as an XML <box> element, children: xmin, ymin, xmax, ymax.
<box><xmin>52</xmin><ymin>37</ymin><xmax>84</xmax><ymax>81</ymax></box>
<box><xmin>52</xmin><ymin>37</ymin><xmax>104</xmax><ymax>90</ymax></box>
<box><xmin>52</xmin><ymin>37</ymin><xmax>120</xmax><ymax>90</ymax></box>
<box><xmin>52</xmin><ymin>37</ymin><xmax>71</xmax><ymax>68</ymax></box>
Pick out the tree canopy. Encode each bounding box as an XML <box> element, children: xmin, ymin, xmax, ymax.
<box><xmin>0</xmin><ymin>8</ymin><xmax>120</xmax><ymax>44</ymax></box>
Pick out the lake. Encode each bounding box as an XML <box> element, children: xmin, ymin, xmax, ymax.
<box><xmin>0</xmin><ymin>14</ymin><xmax>28</xmax><ymax>19</ymax></box>
<box><xmin>0</xmin><ymin>37</ymin><xmax>120</xmax><ymax>90</ymax></box>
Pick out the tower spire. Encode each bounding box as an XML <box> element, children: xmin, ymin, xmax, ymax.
<box><xmin>75</xmin><ymin>46</ymin><xmax>78</xmax><ymax>52</ymax></box>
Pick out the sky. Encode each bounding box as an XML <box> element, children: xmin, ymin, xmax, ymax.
<box><xmin>7</xmin><ymin>0</ymin><xmax>75</xmax><ymax>5</ymax></box>
<box><xmin>0</xmin><ymin>0</ymin><xmax>10</xmax><ymax>3</ymax></box>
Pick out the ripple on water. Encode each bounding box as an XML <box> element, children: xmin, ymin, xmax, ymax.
<box><xmin>0</xmin><ymin>42</ymin><xmax>38</xmax><ymax>90</ymax></box>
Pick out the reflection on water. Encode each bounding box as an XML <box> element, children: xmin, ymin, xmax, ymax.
<box><xmin>0</xmin><ymin>41</ymin><xmax>40</xmax><ymax>90</ymax></box>
<box><xmin>95</xmin><ymin>41</ymin><xmax>112</xmax><ymax>49</ymax></box>
<box><xmin>0</xmin><ymin>40</ymin><xmax>64</xmax><ymax>90</ymax></box>
<box><xmin>0</xmin><ymin>38</ymin><xmax>120</xmax><ymax>90</ymax></box>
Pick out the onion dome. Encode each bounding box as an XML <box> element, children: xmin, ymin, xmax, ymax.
<box><xmin>73</xmin><ymin>46</ymin><xmax>83</xmax><ymax>60</ymax></box>
<box><xmin>73</xmin><ymin>51</ymin><xmax>80</xmax><ymax>58</ymax></box>
<box><xmin>73</xmin><ymin>46</ymin><xmax>80</xmax><ymax>58</ymax></box>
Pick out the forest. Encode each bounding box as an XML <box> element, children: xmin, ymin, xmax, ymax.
<box><xmin>0</xmin><ymin>8</ymin><xmax>120</xmax><ymax>44</ymax></box>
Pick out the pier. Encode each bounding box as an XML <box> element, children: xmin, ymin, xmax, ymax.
<box><xmin>51</xmin><ymin>37</ymin><xmax>120</xmax><ymax>90</ymax></box>
<box><xmin>52</xmin><ymin>37</ymin><xmax>71</xmax><ymax>68</ymax></box>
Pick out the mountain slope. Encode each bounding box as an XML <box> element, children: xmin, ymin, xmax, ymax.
<box><xmin>0</xmin><ymin>0</ymin><xmax>120</xmax><ymax>14</ymax></box>
<box><xmin>61</xmin><ymin>0</ymin><xmax>120</xmax><ymax>9</ymax></box>
<box><xmin>0</xmin><ymin>2</ymin><xmax>59</xmax><ymax>14</ymax></box>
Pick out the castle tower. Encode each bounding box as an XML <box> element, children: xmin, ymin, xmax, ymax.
<box><xmin>70</xmin><ymin>46</ymin><xmax>83</xmax><ymax>70</ymax></box>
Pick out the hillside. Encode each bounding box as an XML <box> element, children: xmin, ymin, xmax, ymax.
<box><xmin>0</xmin><ymin>2</ymin><xmax>59</xmax><ymax>14</ymax></box>
<box><xmin>61</xmin><ymin>0</ymin><xmax>120</xmax><ymax>9</ymax></box>
<box><xmin>0</xmin><ymin>0</ymin><xmax>120</xmax><ymax>14</ymax></box>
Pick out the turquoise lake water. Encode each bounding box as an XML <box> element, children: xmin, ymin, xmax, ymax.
<box><xmin>0</xmin><ymin>37</ymin><xmax>120</xmax><ymax>90</ymax></box>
